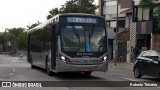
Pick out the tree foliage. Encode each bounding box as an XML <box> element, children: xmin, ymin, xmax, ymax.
<box><xmin>0</xmin><ymin>33</ymin><xmax>7</xmax><ymax>45</ymax></box>
<box><xmin>139</xmin><ymin>0</ymin><xmax>160</xmax><ymax>15</ymax></box>
<box><xmin>47</xmin><ymin>8</ymin><xmax>61</xmax><ymax>19</ymax></box>
<box><xmin>47</xmin><ymin>0</ymin><xmax>98</xmax><ymax>19</ymax></box>
<box><xmin>6</xmin><ymin>28</ymin><xmax>27</xmax><ymax>50</ymax></box>
<box><xmin>139</xmin><ymin>0</ymin><xmax>156</xmax><ymax>8</ymax></box>
<box><xmin>27</xmin><ymin>21</ymin><xmax>41</xmax><ymax>30</ymax></box>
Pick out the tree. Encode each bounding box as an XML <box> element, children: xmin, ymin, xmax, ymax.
<box><xmin>5</xmin><ymin>28</ymin><xmax>27</xmax><ymax>54</ymax></box>
<box><xmin>139</xmin><ymin>0</ymin><xmax>156</xmax><ymax>8</ymax></box>
<box><xmin>0</xmin><ymin>35</ymin><xmax>6</xmax><ymax>51</ymax></box>
<box><xmin>0</xmin><ymin>34</ymin><xmax>7</xmax><ymax>45</ymax></box>
<box><xmin>47</xmin><ymin>8</ymin><xmax>61</xmax><ymax>20</ymax></box>
<box><xmin>16</xmin><ymin>32</ymin><xmax>27</xmax><ymax>50</ymax></box>
<box><xmin>47</xmin><ymin>0</ymin><xmax>98</xmax><ymax>19</ymax></box>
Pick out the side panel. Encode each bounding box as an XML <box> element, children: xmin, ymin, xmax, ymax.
<box><xmin>30</xmin><ymin>29</ymin><xmax>42</xmax><ymax>67</ymax></box>
<box><xmin>29</xmin><ymin>26</ymin><xmax>53</xmax><ymax>69</ymax></box>
<box><xmin>27</xmin><ymin>34</ymin><xmax>31</xmax><ymax>63</ymax></box>
<box><xmin>40</xmin><ymin>26</ymin><xmax>52</xmax><ymax>69</ymax></box>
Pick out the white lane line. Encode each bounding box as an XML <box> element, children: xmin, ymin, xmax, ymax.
<box><xmin>13</xmin><ymin>68</ymin><xmax>16</xmax><ymax>72</ymax></box>
<box><xmin>69</xmin><ymin>87</ymin><xmax>76</xmax><ymax>90</ymax></box>
<box><xmin>23</xmin><ymin>65</ymin><xmax>30</xmax><ymax>67</ymax></box>
<box><xmin>12</xmin><ymin>60</ymin><xmax>15</xmax><ymax>62</ymax></box>
<box><xmin>9</xmin><ymin>73</ymin><xmax>13</xmax><ymax>76</ymax></box>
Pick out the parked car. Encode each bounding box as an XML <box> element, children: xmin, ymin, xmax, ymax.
<box><xmin>133</xmin><ymin>50</ymin><xmax>160</xmax><ymax>79</ymax></box>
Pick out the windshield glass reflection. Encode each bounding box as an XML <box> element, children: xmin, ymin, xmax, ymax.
<box><xmin>61</xmin><ymin>25</ymin><xmax>107</xmax><ymax>52</ymax></box>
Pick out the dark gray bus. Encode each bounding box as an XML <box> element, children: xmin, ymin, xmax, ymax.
<box><xmin>27</xmin><ymin>13</ymin><xmax>108</xmax><ymax>76</ymax></box>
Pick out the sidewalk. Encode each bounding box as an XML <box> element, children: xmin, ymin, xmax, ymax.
<box><xmin>108</xmin><ymin>61</ymin><xmax>134</xmax><ymax>71</ymax></box>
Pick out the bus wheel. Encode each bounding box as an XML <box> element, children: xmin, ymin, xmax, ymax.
<box><xmin>31</xmin><ymin>64</ymin><xmax>36</xmax><ymax>69</ymax></box>
<box><xmin>84</xmin><ymin>71</ymin><xmax>92</xmax><ymax>76</ymax></box>
<box><xmin>31</xmin><ymin>58</ymin><xmax>36</xmax><ymax>69</ymax></box>
<box><xmin>158</xmin><ymin>72</ymin><xmax>160</xmax><ymax>81</ymax></box>
<box><xmin>46</xmin><ymin>59</ymin><xmax>52</xmax><ymax>76</ymax></box>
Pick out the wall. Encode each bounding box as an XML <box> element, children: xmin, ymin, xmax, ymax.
<box><xmin>107</xmin><ymin>27</ymin><xmax>126</xmax><ymax>39</ymax></box>
<box><xmin>153</xmin><ymin>34</ymin><xmax>160</xmax><ymax>50</ymax></box>
<box><xmin>125</xmin><ymin>15</ymin><xmax>132</xmax><ymax>28</ymax></box>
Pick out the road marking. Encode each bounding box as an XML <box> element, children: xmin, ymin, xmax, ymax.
<box><xmin>13</xmin><ymin>68</ymin><xmax>16</xmax><ymax>72</ymax></box>
<box><xmin>9</xmin><ymin>73</ymin><xmax>13</xmax><ymax>75</ymax></box>
<box><xmin>23</xmin><ymin>65</ymin><xmax>30</xmax><ymax>67</ymax></box>
<box><xmin>0</xmin><ymin>64</ymin><xmax>10</xmax><ymax>67</ymax></box>
<box><xmin>69</xmin><ymin>87</ymin><xmax>76</xmax><ymax>90</ymax></box>
<box><xmin>12</xmin><ymin>60</ymin><xmax>27</xmax><ymax>63</ymax></box>
<box><xmin>120</xmin><ymin>77</ymin><xmax>138</xmax><ymax>81</ymax></box>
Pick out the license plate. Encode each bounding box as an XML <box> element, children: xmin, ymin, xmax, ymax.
<box><xmin>80</xmin><ymin>68</ymin><xmax>90</xmax><ymax>71</ymax></box>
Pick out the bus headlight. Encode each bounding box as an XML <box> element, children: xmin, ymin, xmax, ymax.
<box><xmin>104</xmin><ymin>56</ymin><xmax>107</xmax><ymax>61</ymax></box>
<box><xmin>60</xmin><ymin>56</ymin><xmax>65</xmax><ymax>61</ymax></box>
<box><xmin>59</xmin><ymin>55</ymin><xmax>71</xmax><ymax>64</ymax></box>
<box><xmin>99</xmin><ymin>56</ymin><xmax>107</xmax><ymax>63</ymax></box>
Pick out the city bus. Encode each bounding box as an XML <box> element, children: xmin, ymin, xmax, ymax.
<box><xmin>27</xmin><ymin>13</ymin><xmax>108</xmax><ymax>76</ymax></box>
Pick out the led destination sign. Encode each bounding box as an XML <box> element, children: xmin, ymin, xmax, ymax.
<box><xmin>67</xmin><ymin>17</ymin><xmax>97</xmax><ymax>23</ymax></box>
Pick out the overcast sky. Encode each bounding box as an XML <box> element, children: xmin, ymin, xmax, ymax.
<box><xmin>0</xmin><ymin>0</ymin><xmax>98</xmax><ymax>32</ymax></box>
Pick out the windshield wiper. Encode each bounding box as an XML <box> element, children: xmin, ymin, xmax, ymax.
<box><xmin>71</xmin><ymin>25</ymin><xmax>80</xmax><ymax>39</ymax></box>
<box><xmin>71</xmin><ymin>25</ymin><xmax>80</xmax><ymax>46</ymax></box>
<box><xmin>89</xmin><ymin>25</ymin><xmax>95</xmax><ymax>42</ymax></box>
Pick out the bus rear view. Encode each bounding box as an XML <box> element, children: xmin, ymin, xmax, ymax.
<box><xmin>28</xmin><ymin>13</ymin><xmax>108</xmax><ymax>76</ymax></box>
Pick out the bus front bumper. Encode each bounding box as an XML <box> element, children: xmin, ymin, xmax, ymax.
<box><xmin>54</xmin><ymin>61</ymin><xmax>108</xmax><ymax>72</ymax></box>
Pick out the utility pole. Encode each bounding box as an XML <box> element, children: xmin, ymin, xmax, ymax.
<box><xmin>114</xmin><ymin>0</ymin><xmax>119</xmax><ymax>65</ymax></box>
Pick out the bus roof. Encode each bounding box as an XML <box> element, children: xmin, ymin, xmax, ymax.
<box><xmin>28</xmin><ymin>13</ymin><xmax>104</xmax><ymax>33</ymax></box>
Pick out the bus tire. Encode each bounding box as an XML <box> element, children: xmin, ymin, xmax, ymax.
<box><xmin>31</xmin><ymin>64</ymin><xmax>36</xmax><ymax>69</ymax></box>
<box><xmin>46</xmin><ymin>59</ymin><xmax>52</xmax><ymax>76</ymax></box>
<box><xmin>30</xmin><ymin>58</ymin><xmax>36</xmax><ymax>69</ymax></box>
<box><xmin>84</xmin><ymin>71</ymin><xmax>92</xmax><ymax>76</ymax></box>
<box><xmin>158</xmin><ymin>72</ymin><xmax>160</xmax><ymax>81</ymax></box>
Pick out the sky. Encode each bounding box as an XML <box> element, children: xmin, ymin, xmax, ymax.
<box><xmin>0</xmin><ymin>0</ymin><xmax>98</xmax><ymax>32</ymax></box>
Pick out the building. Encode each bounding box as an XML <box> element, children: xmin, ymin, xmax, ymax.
<box><xmin>98</xmin><ymin>0</ymin><xmax>160</xmax><ymax>62</ymax></box>
<box><xmin>98</xmin><ymin>0</ymin><xmax>134</xmax><ymax>61</ymax></box>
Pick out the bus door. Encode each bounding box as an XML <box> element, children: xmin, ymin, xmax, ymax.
<box><xmin>51</xmin><ymin>25</ymin><xmax>57</xmax><ymax>69</ymax></box>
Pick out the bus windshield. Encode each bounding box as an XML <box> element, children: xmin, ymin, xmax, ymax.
<box><xmin>61</xmin><ymin>25</ymin><xmax>107</xmax><ymax>52</ymax></box>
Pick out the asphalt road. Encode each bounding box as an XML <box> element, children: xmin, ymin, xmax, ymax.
<box><xmin>0</xmin><ymin>54</ymin><xmax>160</xmax><ymax>90</ymax></box>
